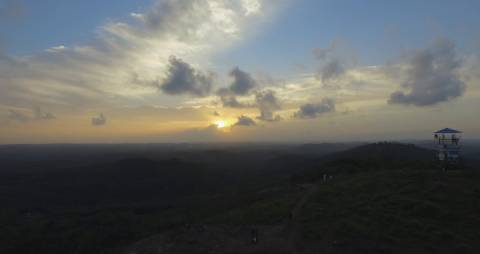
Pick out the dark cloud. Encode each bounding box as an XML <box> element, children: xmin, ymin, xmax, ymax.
<box><xmin>219</xmin><ymin>94</ymin><xmax>245</xmax><ymax>108</ymax></box>
<box><xmin>255</xmin><ymin>90</ymin><xmax>281</xmax><ymax>122</ymax></box>
<box><xmin>34</xmin><ymin>107</ymin><xmax>55</xmax><ymax>120</ymax></box>
<box><xmin>139</xmin><ymin>0</ymin><xmax>213</xmax><ymax>41</ymax></box>
<box><xmin>91</xmin><ymin>113</ymin><xmax>107</xmax><ymax>126</ymax></box>
<box><xmin>257</xmin><ymin>111</ymin><xmax>281</xmax><ymax>122</ymax></box>
<box><xmin>317</xmin><ymin>59</ymin><xmax>345</xmax><ymax>83</ymax></box>
<box><xmin>143</xmin><ymin>1</ymin><xmax>195</xmax><ymax>29</ymax></box>
<box><xmin>217</xmin><ymin>88</ymin><xmax>248</xmax><ymax>108</ymax></box>
<box><xmin>389</xmin><ymin>39</ymin><xmax>465</xmax><ymax>106</ymax></box>
<box><xmin>234</xmin><ymin>115</ymin><xmax>256</xmax><ymax>127</ymax></box>
<box><xmin>7</xmin><ymin>109</ymin><xmax>29</xmax><ymax>122</ymax></box>
<box><xmin>228</xmin><ymin>67</ymin><xmax>257</xmax><ymax>95</ymax></box>
<box><xmin>216</xmin><ymin>67</ymin><xmax>257</xmax><ymax>108</ymax></box>
<box><xmin>294</xmin><ymin>98</ymin><xmax>336</xmax><ymax>119</ymax></box>
<box><xmin>160</xmin><ymin>56</ymin><xmax>214</xmax><ymax>97</ymax></box>
<box><xmin>313</xmin><ymin>40</ymin><xmax>351</xmax><ymax>85</ymax></box>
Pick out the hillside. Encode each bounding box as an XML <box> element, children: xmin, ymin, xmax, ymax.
<box><xmin>299</xmin><ymin>169</ymin><xmax>480</xmax><ymax>254</ymax></box>
<box><xmin>122</xmin><ymin>143</ymin><xmax>480</xmax><ymax>254</ymax></box>
<box><xmin>1</xmin><ymin>143</ymin><xmax>479</xmax><ymax>254</ymax></box>
<box><xmin>319</xmin><ymin>142</ymin><xmax>438</xmax><ymax>174</ymax></box>
<box><xmin>291</xmin><ymin>143</ymin><xmax>480</xmax><ymax>253</ymax></box>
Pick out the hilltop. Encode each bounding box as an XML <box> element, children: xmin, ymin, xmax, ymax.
<box><xmin>299</xmin><ymin>169</ymin><xmax>480</xmax><ymax>254</ymax></box>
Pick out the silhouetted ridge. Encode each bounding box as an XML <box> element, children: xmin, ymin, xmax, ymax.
<box><xmin>324</xmin><ymin>142</ymin><xmax>437</xmax><ymax>172</ymax></box>
<box><xmin>113</xmin><ymin>157</ymin><xmax>157</xmax><ymax>169</ymax></box>
<box><xmin>112</xmin><ymin>157</ymin><xmax>184</xmax><ymax>169</ymax></box>
<box><xmin>331</xmin><ymin>142</ymin><xmax>436</xmax><ymax>161</ymax></box>
<box><xmin>98</xmin><ymin>157</ymin><xmax>190</xmax><ymax>181</ymax></box>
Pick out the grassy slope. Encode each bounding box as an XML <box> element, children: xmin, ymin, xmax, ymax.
<box><xmin>300</xmin><ymin>169</ymin><xmax>480</xmax><ymax>253</ymax></box>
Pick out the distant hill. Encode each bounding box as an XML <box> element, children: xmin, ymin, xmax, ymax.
<box><xmin>321</xmin><ymin>142</ymin><xmax>438</xmax><ymax>174</ymax></box>
<box><xmin>328</xmin><ymin>142</ymin><xmax>436</xmax><ymax>161</ymax></box>
<box><xmin>107</xmin><ymin>157</ymin><xmax>185</xmax><ymax>176</ymax></box>
<box><xmin>275</xmin><ymin>142</ymin><xmax>439</xmax><ymax>184</ymax></box>
<box><xmin>293</xmin><ymin>143</ymin><xmax>362</xmax><ymax>156</ymax></box>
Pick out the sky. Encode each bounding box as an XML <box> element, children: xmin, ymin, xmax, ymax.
<box><xmin>0</xmin><ymin>0</ymin><xmax>479</xmax><ymax>143</ymax></box>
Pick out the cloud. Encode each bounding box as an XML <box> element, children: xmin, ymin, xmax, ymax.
<box><xmin>255</xmin><ymin>90</ymin><xmax>281</xmax><ymax>121</ymax></box>
<box><xmin>242</xmin><ymin>0</ymin><xmax>262</xmax><ymax>16</ymax></box>
<box><xmin>45</xmin><ymin>45</ymin><xmax>67</xmax><ymax>53</ymax></box>
<box><xmin>294</xmin><ymin>98</ymin><xmax>336</xmax><ymax>119</ymax></box>
<box><xmin>312</xmin><ymin>40</ymin><xmax>353</xmax><ymax>86</ymax></box>
<box><xmin>33</xmin><ymin>107</ymin><xmax>56</xmax><ymax>120</ymax></box>
<box><xmin>233</xmin><ymin>115</ymin><xmax>256</xmax><ymax>126</ymax></box>
<box><xmin>317</xmin><ymin>59</ymin><xmax>345</xmax><ymax>83</ymax></box>
<box><xmin>7</xmin><ymin>109</ymin><xmax>29</xmax><ymax>122</ymax></box>
<box><xmin>159</xmin><ymin>56</ymin><xmax>214</xmax><ymax>97</ymax></box>
<box><xmin>133</xmin><ymin>0</ymin><xmax>243</xmax><ymax>40</ymax></box>
<box><xmin>217</xmin><ymin>86</ymin><xmax>283</xmax><ymax>122</ymax></box>
<box><xmin>221</xmin><ymin>95</ymin><xmax>244</xmax><ymax>107</ymax></box>
<box><xmin>91</xmin><ymin>113</ymin><xmax>107</xmax><ymax>126</ymax></box>
<box><xmin>216</xmin><ymin>67</ymin><xmax>258</xmax><ymax>108</ymax></box>
<box><xmin>5</xmin><ymin>107</ymin><xmax>55</xmax><ymax>123</ymax></box>
<box><xmin>389</xmin><ymin>38</ymin><xmax>466</xmax><ymax>106</ymax></box>
<box><xmin>217</xmin><ymin>88</ymin><xmax>248</xmax><ymax>108</ymax></box>
<box><xmin>228</xmin><ymin>67</ymin><xmax>257</xmax><ymax>95</ymax></box>
<box><xmin>0</xmin><ymin>0</ymin><xmax>267</xmax><ymax>110</ymax></box>
<box><xmin>213</xmin><ymin>111</ymin><xmax>221</xmax><ymax>116</ymax></box>
<box><xmin>137</xmin><ymin>1</ymin><xmax>205</xmax><ymax>33</ymax></box>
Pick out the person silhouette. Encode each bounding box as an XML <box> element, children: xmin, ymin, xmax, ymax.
<box><xmin>251</xmin><ymin>228</ymin><xmax>258</xmax><ymax>244</ymax></box>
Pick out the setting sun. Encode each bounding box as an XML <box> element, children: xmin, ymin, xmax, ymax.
<box><xmin>214</xmin><ymin>120</ymin><xmax>227</xmax><ymax>129</ymax></box>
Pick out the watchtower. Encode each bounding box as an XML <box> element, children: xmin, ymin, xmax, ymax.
<box><xmin>434</xmin><ymin>128</ymin><xmax>462</xmax><ymax>167</ymax></box>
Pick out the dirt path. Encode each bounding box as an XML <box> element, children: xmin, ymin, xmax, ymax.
<box><xmin>123</xmin><ymin>183</ymin><xmax>322</xmax><ymax>254</ymax></box>
<box><xmin>285</xmin><ymin>183</ymin><xmax>320</xmax><ymax>254</ymax></box>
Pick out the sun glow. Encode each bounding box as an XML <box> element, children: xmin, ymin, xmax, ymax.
<box><xmin>215</xmin><ymin>120</ymin><xmax>227</xmax><ymax>128</ymax></box>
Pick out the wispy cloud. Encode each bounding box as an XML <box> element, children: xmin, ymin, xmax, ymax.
<box><xmin>5</xmin><ymin>107</ymin><xmax>55</xmax><ymax>123</ymax></box>
<box><xmin>0</xmin><ymin>0</ymin><xmax>266</xmax><ymax>111</ymax></box>
<box><xmin>7</xmin><ymin>109</ymin><xmax>29</xmax><ymax>123</ymax></box>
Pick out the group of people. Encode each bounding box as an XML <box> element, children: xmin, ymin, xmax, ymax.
<box><xmin>323</xmin><ymin>173</ymin><xmax>334</xmax><ymax>183</ymax></box>
<box><xmin>435</xmin><ymin>134</ymin><xmax>460</xmax><ymax>145</ymax></box>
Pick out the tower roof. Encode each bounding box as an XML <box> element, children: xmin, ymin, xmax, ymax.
<box><xmin>434</xmin><ymin>128</ymin><xmax>462</xmax><ymax>134</ymax></box>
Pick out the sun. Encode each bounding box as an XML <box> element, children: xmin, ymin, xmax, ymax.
<box><xmin>214</xmin><ymin>120</ymin><xmax>227</xmax><ymax>129</ymax></box>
